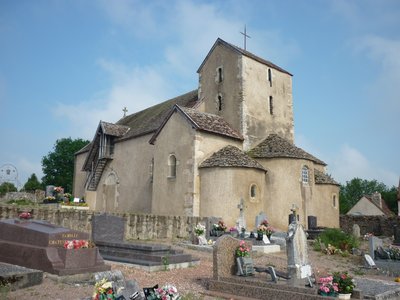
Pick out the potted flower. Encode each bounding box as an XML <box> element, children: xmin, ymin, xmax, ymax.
<box><xmin>147</xmin><ymin>284</ymin><xmax>181</xmax><ymax>300</ymax></box>
<box><xmin>92</xmin><ymin>278</ymin><xmax>116</xmax><ymax>300</ymax></box>
<box><xmin>194</xmin><ymin>223</ymin><xmax>205</xmax><ymax>236</ymax></box>
<box><xmin>212</xmin><ymin>220</ymin><xmax>227</xmax><ymax>236</ymax></box>
<box><xmin>257</xmin><ymin>219</ymin><xmax>275</xmax><ymax>240</ymax></box>
<box><xmin>229</xmin><ymin>227</ymin><xmax>239</xmax><ymax>237</ymax></box>
<box><xmin>193</xmin><ymin>223</ymin><xmax>207</xmax><ymax>245</ymax></box>
<box><xmin>333</xmin><ymin>272</ymin><xmax>355</xmax><ymax>299</ymax></box>
<box><xmin>317</xmin><ymin>275</ymin><xmax>338</xmax><ymax>297</ymax></box>
<box><xmin>235</xmin><ymin>240</ymin><xmax>250</xmax><ymax>257</ymax></box>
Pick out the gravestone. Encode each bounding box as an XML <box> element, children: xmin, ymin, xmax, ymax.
<box><xmin>307</xmin><ymin>216</ymin><xmax>317</xmax><ymax>229</ymax></box>
<box><xmin>94</xmin><ymin>270</ymin><xmax>143</xmax><ymax>300</ymax></box>
<box><xmin>92</xmin><ymin>213</ymin><xmax>125</xmax><ymax>243</ymax></box>
<box><xmin>0</xmin><ymin>219</ymin><xmax>110</xmax><ymax>275</ymax></box>
<box><xmin>213</xmin><ymin>235</ymin><xmax>252</xmax><ymax>279</ymax></box>
<box><xmin>352</xmin><ymin>224</ymin><xmax>361</xmax><ymax>239</ymax></box>
<box><xmin>393</xmin><ymin>225</ymin><xmax>400</xmax><ymax>246</ymax></box>
<box><xmin>286</xmin><ymin>222</ymin><xmax>312</xmax><ymax>285</ymax></box>
<box><xmin>364</xmin><ymin>254</ymin><xmax>376</xmax><ymax>268</ymax></box>
<box><xmin>270</xmin><ymin>231</ymin><xmax>287</xmax><ymax>249</ymax></box>
<box><xmin>45</xmin><ymin>185</ymin><xmax>54</xmax><ymax>197</ymax></box>
<box><xmin>255</xmin><ymin>212</ymin><xmax>267</xmax><ymax>229</ymax></box>
<box><xmin>369</xmin><ymin>236</ymin><xmax>383</xmax><ymax>259</ymax></box>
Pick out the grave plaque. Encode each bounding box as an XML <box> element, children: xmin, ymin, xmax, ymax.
<box><xmin>255</xmin><ymin>212</ymin><xmax>267</xmax><ymax>229</ymax></box>
<box><xmin>0</xmin><ymin>219</ymin><xmax>110</xmax><ymax>275</ymax></box>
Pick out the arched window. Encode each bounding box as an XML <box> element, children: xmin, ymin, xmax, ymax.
<box><xmin>168</xmin><ymin>155</ymin><xmax>177</xmax><ymax>178</ymax></box>
<box><xmin>301</xmin><ymin>166</ymin><xmax>309</xmax><ymax>184</ymax></box>
<box><xmin>332</xmin><ymin>194</ymin><xmax>337</xmax><ymax>208</ymax></box>
<box><xmin>250</xmin><ymin>184</ymin><xmax>257</xmax><ymax>198</ymax></box>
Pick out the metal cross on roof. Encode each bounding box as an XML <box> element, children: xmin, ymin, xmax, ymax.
<box><xmin>122</xmin><ymin>107</ymin><xmax>128</xmax><ymax>117</ymax></box>
<box><xmin>240</xmin><ymin>25</ymin><xmax>251</xmax><ymax>50</ymax></box>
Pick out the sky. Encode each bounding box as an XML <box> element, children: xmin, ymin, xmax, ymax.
<box><xmin>0</xmin><ymin>0</ymin><xmax>399</xmax><ymax>190</ymax></box>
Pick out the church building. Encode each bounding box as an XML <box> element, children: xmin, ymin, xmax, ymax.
<box><xmin>73</xmin><ymin>38</ymin><xmax>340</xmax><ymax>231</ymax></box>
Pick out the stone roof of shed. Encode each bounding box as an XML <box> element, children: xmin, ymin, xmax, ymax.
<box><xmin>197</xmin><ymin>38</ymin><xmax>292</xmax><ymax>76</ymax></box>
<box><xmin>116</xmin><ymin>90</ymin><xmax>198</xmax><ymax>141</ymax></box>
<box><xmin>199</xmin><ymin>145</ymin><xmax>266</xmax><ymax>171</ymax></box>
<box><xmin>248</xmin><ymin>134</ymin><xmax>326</xmax><ymax>165</ymax></box>
<box><xmin>314</xmin><ymin>169</ymin><xmax>339</xmax><ymax>186</ymax></box>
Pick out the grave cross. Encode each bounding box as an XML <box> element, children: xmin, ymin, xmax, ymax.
<box><xmin>237</xmin><ymin>198</ymin><xmax>246</xmax><ymax>230</ymax></box>
<box><xmin>122</xmin><ymin>107</ymin><xmax>128</xmax><ymax>117</ymax></box>
<box><xmin>240</xmin><ymin>25</ymin><xmax>251</xmax><ymax>50</ymax></box>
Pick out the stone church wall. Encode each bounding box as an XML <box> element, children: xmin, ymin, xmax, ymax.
<box><xmin>0</xmin><ymin>204</ymin><xmax>206</xmax><ymax>240</ymax></box>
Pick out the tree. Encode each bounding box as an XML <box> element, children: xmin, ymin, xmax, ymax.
<box><xmin>339</xmin><ymin>178</ymin><xmax>398</xmax><ymax>214</ymax></box>
<box><xmin>22</xmin><ymin>173</ymin><xmax>43</xmax><ymax>192</ymax></box>
<box><xmin>42</xmin><ymin>137</ymin><xmax>90</xmax><ymax>193</ymax></box>
<box><xmin>0</xmin><ymin>182</ymin><xmax>17</xmax><ymax>196</ymax></box>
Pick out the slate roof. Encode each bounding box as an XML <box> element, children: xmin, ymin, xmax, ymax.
<box><xmin>199</xmin><ymin>145</ymin><xmax>266</xmax><ymax>171</ymax></box>
<box><xmin>116</xmin><ymin>90</ymin><xmax>198</xmax><ymax>141</ymax></box>
<box><xmin>248</xmin><ymin>134</ymin><xmax>326</xmax><ymax>165</ymax></box>
<box><xmin>197</xmin><ymin>38</ymin><xmax>292</xmax><ymax>76</ymax></box>
<box><xmin>314</xmin><ymin>169</ymin><xmax>340</xmax><ymax>186</ymax></box>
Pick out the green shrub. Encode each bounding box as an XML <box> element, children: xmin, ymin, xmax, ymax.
<box><xmin>318</xmin><ymin>228</ymin><xmax>359</xmax><ymax>251</ymax></box>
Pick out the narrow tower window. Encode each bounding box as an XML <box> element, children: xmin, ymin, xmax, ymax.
<box><xmin>269</xmin><ymin>96</ymin><xmax>273</xmax><ymax>115</ymax></box>
<box><xmin>268</xmin><ymin>68</ymin><xmax>272</xmax><ymax>87</ymax></box>
<box><xmin>218</xmin><ymin>95</ymin><xmax>223</xmax><ymax>111</ymax></box>
<box><xmin>217</xmin><ymin>67</ymin><xmax>223</xmax><ymax>83</ymax></box>
<box><xmin>250</xmin><ymin>184</ymin><xmax>257</xmax><ymax>198</ymax></box>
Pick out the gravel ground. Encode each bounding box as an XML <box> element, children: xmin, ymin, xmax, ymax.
<box><xmin>6</xmin><ymin>240</ymin><xmax>400</xmax><ymax>300</ymax></box>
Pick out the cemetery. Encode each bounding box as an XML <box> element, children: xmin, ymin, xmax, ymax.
<box><xmin>2</xmin><ymin>201</ymin><xmax>400</xmax><ymax>299</ymax></box>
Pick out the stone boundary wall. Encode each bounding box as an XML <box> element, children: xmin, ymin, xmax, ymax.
<box><xmin>0</xmin><ymin>204</ymin><xmax>208</xmax><ymax>240</ymax></box>
<box><xmin>340</xmin><ymin>215</ymin><xmax>400</xmax><ymax>237</ymax></box>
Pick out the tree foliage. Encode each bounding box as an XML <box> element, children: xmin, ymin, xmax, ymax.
<box><xmin>41</xmin><ymin>137</ymin><xmax>90</xmax><ymax>193</ymax></box>
<box><xmin>0</xmin><ymin>182</ymin><xmax>17</xmax><ymax>196</ymax></box>
<box><xmin>22</xmin><ymin>173</ymin><xmax>42</xmax><ymax>192</ymax></box>
<box><xmin>339</xmin><ymin>178</ymin><xmax>398</xmax><ymax>214</ymax></box>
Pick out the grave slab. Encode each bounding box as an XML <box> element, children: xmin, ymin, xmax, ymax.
<box><xmin>0</xmin><ymin>219</ymin><xmax>110</xmax><ymax>276</ymax></box>
<box><xmin>0</xmin><ymin>262</ymin><xmax>43</xmax><ymax>290</ymax></box>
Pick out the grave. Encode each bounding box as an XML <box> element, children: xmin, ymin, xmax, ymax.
<box><xmin>0</xmin><ymin>262</ymin><xmax>43</xmax><ymax>290</ymax></box>
<box><xmin>92</xmin><ymin>214</ymin><xmax>199</xmax><ymax>271</ymax></box>
<box><xmin>0</xmin><ymin>219</ymin><xmax>110</xmax><ymax>276</ymax></box>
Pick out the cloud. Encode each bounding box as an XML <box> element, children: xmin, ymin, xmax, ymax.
<box><xmin>330</xmin><ymin>144</ymin><xmax>398</xmax><ymax>187</ymax></box>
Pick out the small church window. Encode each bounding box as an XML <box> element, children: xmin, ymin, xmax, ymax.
<box><xmin>301</xmin><ymin>166</ymin><xmax>309</xmax><ymax>184</ymax></box>
<box><xmin>168</xmin><ymin>155</ymin><xmax>177</xmax><ymax>178</ymax></box>
<box><xmin>217</xmin><ymin>67</ymin><xmax>223</xmax><ymax>83</ymax></box>
<box><xmin>269</xmin><ymin>96</ymin><xmax>273</xmax><ymax>115</ymax></box>
<box><xmin>218</xmin><ymin>94</ymin><xmax>223</xmax><ymax>111</ymax></box>
<box><xmin>250</xmin><ymin>184</ymin><xmax>257</xmax><ymax>198</ymax></box>
<box><xmin>149</xmin><ymin>158</ymin><xmax>154</xmax><ymax>182</ymax></box>
<box><xmin>268</xmin><ymin>68</ymin><xmax>272</xmax><ymax>87</ymax></box>
<box><xmin>332</xmin><ymin>194</ymin><xmax>337</xmax><ymax>208</ymax></box>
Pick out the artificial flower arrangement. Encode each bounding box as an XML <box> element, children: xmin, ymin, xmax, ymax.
<box><xmin>92</xmin><ymin>278</ymin><xmax>116</xmax><ymax>300</ymax></box>
<box><xmin>19</xmin><ymin>212</ymin><xmax>32</xmax><ymax>219</ymax></box>
<box><xmin>44</xmin><ymin>196</ymin><xmax>56</xmax><ymax>202</ymax></box>
<box><xmin>54</xmin><ymin>186</ymin><xmax>63</xmax><ymax>193</ymax></box>
<box><xmin>317</xmin><ymin>275</ymin><xmax>338</xmax><ymax>296</ymax></box>
<box><xmin>332</xmin><ymin>272</ymin><xmax>355</xmax><ymax>294</ymax></box>
<box><xmin>257</xmin><ymin>219</ymin><xmax>275</xmax><ymax>236</ymax></box>
<box><xmin>229</xmin><ymin>227</ymin><xmax>239</xmax><ymax>233</ymax></box>
<box><xmin>147</xmin><ymin>284</ymin><xmax>181</xmax><ymax>300</ymax></box>
<box><xmin>235</xmin><ymin>240</ymin><xmax>251</xmax><ymax>257</ymax></box>
<box><xmin>194</xmin><ymin>223</ymin><xmax>205</xmax><ymax>236</ymax></box>
<box><xmin>213</xmin><ymin>220</ymin><xmax>227</xmax><ymax>232</ymax></box>
<box><xmin>63</xmin><ymin>239</ymin><xmax>94</xmax><ymax>249</ymax></box>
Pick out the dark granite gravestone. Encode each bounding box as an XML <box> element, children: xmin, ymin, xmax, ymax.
<box><xmin>307</xmin><ymin>216</ymin><xmax>317</xmax><ymax>229</ymax></box>
<box><xmin>393</xmin><ymin>225</ymin><xmax>400</xmax><ymax>246</ymax></box>
<box><xmin>0</xmin><ymin>219</ymin><xmax>110</xmax><ymax>276</ymax></box>
<box><xmin>92</xmin><ymin>214</ymin><xmax>199</xmax><ymax>270</ymax></box>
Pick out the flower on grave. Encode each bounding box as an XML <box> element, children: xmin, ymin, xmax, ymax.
<box><xmin>194</xmin><ymin>223</ymin><xmax>205</xmax><ymax>236</ymax></box>
<box><xmin>18</xmin><ymin>212</ymin><xmax>32</xmax><ymax>219</ymax></box>
<box><xmin>229</xmin><ymin>227</ymin><xmax>238</xmax><ymax>233</ymax></box>
<box><xmin>317</xmin><ymin>275</ymin><xmax>338</xmax><ymax>296</ymax></box>
<box><xmin>147</xmin><ymin>284</ymin><xmax>181</xmax><ymax>300</ymax></box>
<box><xmin>332</xmin><ymin>272</ymin><xmax>355</xmax><ymax>294</ymax></box>
<box><xmin>363</xmin><ymin>233</ymin><xmax>373</xmax><ymax>241</ymax></box>
<box><xmin>54</xmin><ymin>186</ymin><xmax>63</xmax><ymax>193</ymax></box>
<box><xmin>92</xmin><ymin>278</ymin><xmax>116</xmax><ymax>300</ymax></box>
<box><xmin>257</xmin><ymin>219</ymin><xmax>275</xmax><ymax>236</ymax></box>
<box><xmin>44</xmin><ymin>196</ymin><xmax>56</xmax><ymax>202</ymax></box>
<box><xmin>235</xmin><ymin>240</ymin><xmax>251</xmax><ymax>257</ymax></box>
<box><xmin>213</xmin><ymin>220</ymin><xmax>227</xmax><ymax>232</ymax></box>
<box><xmin>64</xmin><ymin>239</ymin><xmax>93</xmax><ymax>250</ymax></box>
